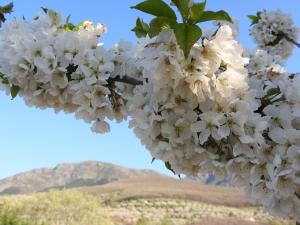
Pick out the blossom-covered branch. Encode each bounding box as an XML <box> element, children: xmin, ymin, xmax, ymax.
<box><xmin>0</xmin><ymin>10</ymin><xmax>141</xmax><ymax>134</ymax></box>
<box><xmin>0</xmin><ymin>3</ymin><xmax>300</xmax><ymax>223</ymax></box>
<box><xmin>249</xmin><ymin>10</ymin><xmax>299</xmax><ymax>58</ymax></box>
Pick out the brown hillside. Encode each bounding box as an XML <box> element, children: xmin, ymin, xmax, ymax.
<box><xmin>79</xmin><ymin>175</ymin><xmax>252</xmax><ymax>207</ymax></box>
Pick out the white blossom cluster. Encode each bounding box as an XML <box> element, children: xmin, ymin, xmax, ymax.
<box><xmin>258</xmin><ymin>76</ymin><xmax>300</xmax><ymax>220</ymax></box>
<box><xmin>1</xmin><ymin>11</ymin><xmax>300</xmax><ymax>221</ymax></box>
<box><xmin>250</xmin><ymin>10</ymin><xmax>299</xmax><ymax>59</ymax></box>
<box><xmin>233</xmin><ymin>49</ymin><xmax>300</xmax><ymax>220</ymax></box>
<box><xmin>128</xmin><ymin>26</ymin><xmax>267</xmax><ymax>179</ymax></box>
<box><xmin>0</xmin><ymin>13</ymin><xmax>132</xmax><ymax>133</ymax></box>
<box><xmin>130</xmin><ymin>28</ymin><xmax>300</xmax><ymax>221</ymax></box>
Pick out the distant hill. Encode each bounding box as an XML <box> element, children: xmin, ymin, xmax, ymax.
<box><xmin>79</xmin><ymin>175</ymin><xmax>251</xmax><ymax>207</ymax></box>
<box><xmin>0</xmin><ymin>161</ymin><xmax>160</xmax><ymax>195</ymax></box>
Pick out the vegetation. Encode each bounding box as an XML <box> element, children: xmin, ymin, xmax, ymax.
<box><xmin>0</xmin><ymin>179</ymin><xmax>294</xmax><ymax>225</ymax></box>
<box><xmin>0</xmin><ymin>190</ymin><xmax>114</xmax><ymax>225</ymax></box>
<box><xmin>2</xmin><ymin>168</ymin><xmax>292</xmax><ymax>225</ymax></box>
<box><xmin>0</xmin><ymin>206</ymin><xmax>41</xmax><ymax>225</ymax></box>
<box><xmin>135</xmin><ymin>217</ymin><xmax>173</xmax><ymax>225</ymax></box>
<box><xmin>136</xmin><ymin>217</ymin><xmax>151</xmax><ymax>225</ymax></box>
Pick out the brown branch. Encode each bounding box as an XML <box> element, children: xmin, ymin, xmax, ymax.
<box><xmin>267</xmin><ymin>31</ymin><xmax>300</xmax><ymax>48</ymax></box>
<box><xmin>108</xmin><ymin>75</ymin><xmax>143</xmax><ymax>86</ymax></box>
<box><xmin>282</xmin><ymin>32</ymin><xmax>300</xmax><ymax>48</ymax></box>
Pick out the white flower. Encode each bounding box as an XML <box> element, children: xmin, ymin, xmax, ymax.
<box><xmin>286</xmin><ymin>146</ymin><xmax>300</xmax><ymax>172</ymax></box>
<box><xmin>191</xmin><ymin>112</ymin><xmax>226</xmax><ymax>144</ymax></box>
<box><xmin>50</xmin><ymin>69</ymin><xmax>68</xmax><ymax>89</ymax></box>
<box><xmin>91</xmin><ymin>120</ymin><xmax>110</xmax><ymax>133</ymax></box>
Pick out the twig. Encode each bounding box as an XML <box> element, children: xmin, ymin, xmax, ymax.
<box><xmin>267</xmin><ymin>31</ymin><xmax>300</xmax><ymax>48</ymax></box>
<box><xmin>108</xmin><ymin>75</ymin><xmax>143</xmax><ymax>86</ymax></box>
<box><xmin>282</xmin><ymin>32</ymin><xmax>300</xmax><ymax>48</ymax></box>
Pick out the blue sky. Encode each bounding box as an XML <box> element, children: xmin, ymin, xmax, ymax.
<box><xmin>0</xmin><ymin>0</ymin><xmax>299</xmax><ymax>179</ymax></box>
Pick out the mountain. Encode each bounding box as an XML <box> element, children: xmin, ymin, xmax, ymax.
<box><xmin>0</xmin><ymin>161</ymin><xmax>161</xmax><ymax>195</ymax></box>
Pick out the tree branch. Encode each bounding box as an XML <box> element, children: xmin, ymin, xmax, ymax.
<box><xmin>108</xmin><ymin>75</ymin><xmax>143</xmax><ymax>86</ymax></box>
<box><xmin>282</xmin><ymin>32</ymin><xmax>300</xmax><ymax>48</ymax></box>
<box><xmin>267</xmin><ymin>31</ymin><xmax>300</xmax><ymax>48</ymax></box>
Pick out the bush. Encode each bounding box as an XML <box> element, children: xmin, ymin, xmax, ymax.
<box><xmin>135</xmin><ymin>217</ymin><xmax>172</xmax><ymax>225</ymax></box>
<box><xmin>0</xmin><ymin>206</ymin><xmax>40</xmax><ymax>225</ymax></box>
<box><xmin>136</xmin><ymin>217</ymin><xmax>150</xmax><ymax>225</ymax></box>
<box><xmin>160</xmin><ymin>218</ymin><xmax>172</xmax><ymax>225</ymax></box>
<box><xmin>1</xmin><ymin>190</ymin><xmax>114</xmax><ymax>225</ymax></box>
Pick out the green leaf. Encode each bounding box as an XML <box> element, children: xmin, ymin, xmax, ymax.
<box><xmin>72</xmin><ymin>20</ymin><xmax>91</xmax><ymax>31</ymax></box>
<box><xmin>171</xmin><ymin>0</ymin><xmax>190</xmax><ymax>22</ymax></box>
<box><xmin>190</xmin><ymin>1</ymin><xmax>206</xmax><ymax>23</ymax></box>
<box><xmin>151</xmin><ymin>158</ymin><xmax>156</xmax><ymax>164</ymax></box>
<box><xmin>165</xmin><ymin>162</ymin><xmax>176</xmax><ymax>175</ymax></box>
<box><xmin>132</xmin><ymin>18</ymin><xmax>149</xmax><ymax>38</ymax></box>
<box><xmin>0</xmin><ymin>2</ymin><xmax>13</xmax><ymax>24</ymax></box>
<box><xmin>195</xmin><ymin>10</ymin><xmax>232</xmax><ymax>23</ymax></box>
<box><xmin>41</xmin><ymin>7</ymin><xmax>61</xmax><ymax>26</ymax></box>
<box><xmin>41</xmin><ymin>7</ymin><xmax>49</xmax><ymax>14</ymax></box>
<box><xmin>0</xmin><ymin>73</ymin><xmax>8</xmax><ymax>85</ymax></box>
<box><xmin>131</xmin><ymin>0</ymin><xmax>177</xmax><ymax>20</ymax></box>
<box><xmin>1</xmin><ymin>78</ymin><xmax>8</xmax><ymax>85</ymax></box>
<box><xmin>174</xmin><ymin>23</ymin><xmax>202</xmax><ymax>58</ymax></box>
<box><xmin>266</xmin><ymin>87</ymin><xmax>280</xmax><ymax>97</ymax></box>
<box><xmin>64</xmin><ymin>15</ymin><xmax>75</xmax><ymax>31</ymax></box>
<box><xmin>248</xmin><ymin>14</ymin><xmax>260</xmax><ymax>25</ymax></box>
<box><xmin>148</xmin><ymin>17</ymin><xmax>175</xmax><ymax>37</ymax></box>
<box><xmin>0</xmin><ymin>2</ymin><xmax>13</xmax><ymax>14</ymax></box>
<box><xmin>10</xmin><ymin>85</ymin><xmax>20</xmax><ymax>99</ymax></box>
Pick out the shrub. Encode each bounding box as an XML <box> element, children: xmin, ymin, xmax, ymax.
<box><xmin>0</xmin><ymin>206</ymin><xmax>40</xmax><ymax>225</ymax></box>
<box><xmin>1</xmin><ymin>190</ymin><xmax>114</xmax><ymax>225</ymax></box>
<box><xmin>160</xmin><ymin>217</ymin><xmax>172</xmax><ymax>225</ymax></box>
<box><xmin>136</xmin><ymin>217</ymin><xmax>150</xmax><ymax>225</ymax></box>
